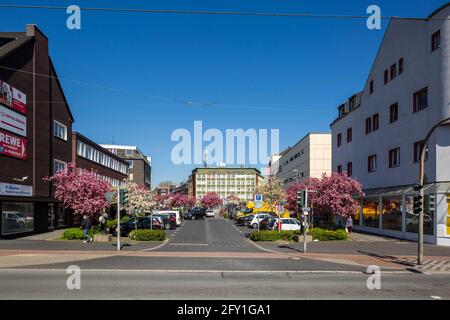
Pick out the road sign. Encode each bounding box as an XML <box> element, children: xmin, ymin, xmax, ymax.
<box><xmin>276</xmin><ymin>205</ymin><xmax>284</xmax><ymax>215</ymax></box>
<box><xmin>255</xmin><ymin>194</ymin><xmax>263</xmax><ymax>202</ymax></box>
<box><xmin>255</xmin><ymin>201</ymin><xmax>262</xmax><ymax>209</ymax></box>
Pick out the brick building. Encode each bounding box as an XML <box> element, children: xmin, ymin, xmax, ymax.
<box><xmin>0</xmin><ymin>25</ymin><xmax>74</xmax><ymax>237</ymax></box>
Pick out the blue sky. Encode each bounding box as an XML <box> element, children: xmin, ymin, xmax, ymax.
<box><xmin>0</xmin><ymin>0</ymin><xmax>447</xmax><ymax>186</ymax></box>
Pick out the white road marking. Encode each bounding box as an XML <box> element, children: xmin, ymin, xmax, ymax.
<box><xmin>430</xmin><ymin>296</ymin><xmax>442</xmax><ymax>300</ymax></box>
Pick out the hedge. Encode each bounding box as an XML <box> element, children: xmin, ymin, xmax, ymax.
<box><xmin>309</xmin><ymin>228</ymin><xmax>347</xmax><ymax>241</ymax></box>
<box><xmin>128</xmin><ymin>229</ymin><xmax>166</xmax><ymax>241</ymax></box>
<box><xmin>106</xmin><ymin>216</ymin><xmax>130</xmax><ymax>230</ymax></box>
<box><xmin>250</xmin><ymin>230</ymin><xmax>300</xmax><ymax>242</ymax></box>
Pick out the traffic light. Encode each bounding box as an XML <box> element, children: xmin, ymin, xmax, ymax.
<box><xmin>297</xmin><ymin>190</ymin><xmax>306</xmax><ymax>208</ymax></box>
<box><xmin>413</xmin><ymin>184</ymin><xmax>423</xmax><ymax>215</ymax></box>
<box><xmin>119</xmin><ymin>189</ymin><xmax>129</xmax><ymax>205</ymax></box>
<box><xmin>424</xmin><ymin>194</ymin><xmax>436</xmax><ymax>215</ymax></box>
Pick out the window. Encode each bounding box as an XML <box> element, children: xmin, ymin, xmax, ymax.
<box><xmin>125</xmin><ymin>149</ymin><xmax>133</xmax><ymax>156</ymax></box>
<box><xmin>389</xmin><ymin>103</ymin><xmax>398</xmax><ymax>123</ymax></box>
<box><xmin>347</xmin><ymin>162</ymin><xmax>353</xmax><ymax>176</ymax></box>
<box><xmin>399</xmin><ymin>58</ymin><xmax>404</xmax><ymax>74</ymax></box>
<box><xmin>53</xmin><ymin>159</ymin><xmax>67</xmax><ymax>174</ymax></box>
<box><xmin>347</xmin><ymin>128</ymin><xmax>352</xmax><ymax>142</ymax></box>
<box><xmin>2</xmin><ymin>202</ymin><xmax>34</xmax><ymax>235</ymax></box>
<box><xmin>109</xmin><ymin>149</ymin><xmax>117</xmax><ymax>155</ymax></box>
<box><xmin>414</xmin><ymin>141</ymin><xmax>429</xmax><ymax>162</ymax></box>
<box><xmin>413</xmin><ymin>87</ymin><xmax>428</xmax><ymax>112</ymax></box>
<box><xmin>338</xmin><ymin>104</ymin><xmax>345</xmax><ymax>117</ymax></box>
<box><xmin>362</xmin><ymin>197</ymin><xmax>380</xmax><ymax>228</ymax></box>
<box><xmin>127</xmin><ymin>160</ymin><xmax>134</xmax><ymax>169</ymax></box>
<box><xmin>368</xmin><ymin>154</ymin><xmax>377</xmax><ymax>172</ymax></box>
<box><xmin>389</xmin><ymin>147</ymin><xmax>400</xmax><ymax>168</ymax></box>
<box><xmin>365</xmin><ymin>117</ymin><xmax>372</xmax><ymax>134</ymax></box>
<box><xmin>432</xmin><ymin>30</ymin><xmax>441</xmax><ymax>52</ymax></box>
<box><xmin>369</xmin><ymin>80</ymin><xmax>374</xmax><ymax>94</ymax></box>
<box><xmin>337</xmin><ymin>165</ymin><xmax>342</xmax><ymax>174</ymax></box>
<box><xmin>390</xmin><ymin>64</ymin><xmax>397</xmax><ymax>80</ymax></box>
<box><xmin>337</xmin><ymin>133</ymin><xmax>342</xmax><ymax>147</ymax></box>
<box><xmin>372</xmin><ymin>114</ymin><xmax>379</xmax><ymax>131</ymax></box>
<box><xmin>384</xmin><ymin>70</ymin><xmax>389</xmax><ymax>84</ymax></box>
<box><xmin>382</xmin><ymin>196</ymin><xmax>402</xmax><ymax>231</ymax></box>
<box><xmin>53</xmin><ymin>120</ymin><xmax>67</xmax><ymax>141</ymax></box>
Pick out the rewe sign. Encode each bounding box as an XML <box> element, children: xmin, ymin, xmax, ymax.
<box><xmin>0</xmin><ymin>129</ymin><xmax>26</xmax><ymax>160</ymax></box>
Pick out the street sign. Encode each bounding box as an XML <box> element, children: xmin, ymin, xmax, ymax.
<box><xmin>276</xmin><ymin>205</ymin><xmax>284</xmax><ymax>215</ymax></box>
<box><xmin>255</xmin><ymin>194</ymin><xmax>263</xmax><ymax>202</ymax></box>
<box><xmin>255</xmin><ymin>201</ymin><xmax>262</xmax><ymax>209</ymax></box>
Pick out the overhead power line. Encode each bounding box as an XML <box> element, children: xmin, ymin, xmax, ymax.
<box><xmin>0</xmin><ymin>4</ymin><xmax>448</xmax><ymax>21</ymax></box>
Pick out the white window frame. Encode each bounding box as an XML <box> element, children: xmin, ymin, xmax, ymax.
<box><xmin>53</xmin><ymin>120</ymin><xmax>67</xmax><ymax>141</ymax></box>
<box><xmin>53</xmin><ymin>159</ymin><xmax>67</xmax><ymax>174</ymax></box>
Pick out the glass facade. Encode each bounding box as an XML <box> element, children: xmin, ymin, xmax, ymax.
<box><xmin>405</xmin><ymin>195</ymin><xmax>434</xmax><ymax>235</ymax></box>
<box><xmin>362</xmin><ymin>197</ymin><xmax>379</xmax><ymax>228</ymax></box>
<box><xmin>1</xmin><ymin>202</ymin><xmax>34</xmax><ymax>235</ymax></box>
<box><xmin>381</xmin><ymin>195</ymin><xmax>402</xmax><ymax>231</ymax></box>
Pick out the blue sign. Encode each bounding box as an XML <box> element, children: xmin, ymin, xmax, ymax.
<box><xmin>255</xmin><ymin>194</ymin><xmax>263</xmax><ymax>202</ymax></box>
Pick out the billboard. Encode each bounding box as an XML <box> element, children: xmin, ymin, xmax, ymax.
<box><xmin>0</xmin><ymin>104</ymin><xmax>27</xmax><ymax>137</ymax></box>
<box><xmin>0</xmin><ymin>80</ymin><xmax>27</xmax><ymax>115</ymax></box>
<box><xmin>0</xmin><ymin>129</ymin><xmax>27</xmax><ymax>160</ymax></box>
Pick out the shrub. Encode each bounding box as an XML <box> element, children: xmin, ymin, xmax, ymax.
<box><xmin>128</xmin><ymin>229</ymin><xmax>166</xmax><ymax>241</ymax></box>
<box><xmin>309</xmin><ymin>228</ymin><xmax>347</xmax><ymax>241</ymax></box>
<box><xmin>62</xmin><ymin>227</ymin><xmax>97</xmax><ymax>240</ymax></box>
<box><xmin>106</xmin><ymin>216</ymin><xmax>130</xmax><ymax>230</ymax></box>
<box><xmin>250</xmin><ymin>230</ymin><xmax>300</xmax><ymax>242</ymax></box>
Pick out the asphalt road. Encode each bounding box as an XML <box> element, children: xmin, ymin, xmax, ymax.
<box><xmin>0</xmin><ymin>269</ymin><xmax>449</xmax><ymax>299</ymax></box>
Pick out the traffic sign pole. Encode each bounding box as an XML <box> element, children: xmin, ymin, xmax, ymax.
<box><xmin>117</xmin><ymin>188</ymin><xmax>121</xmax><ymax>251</ymax></box>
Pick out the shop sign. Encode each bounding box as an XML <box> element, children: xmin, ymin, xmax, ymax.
<box><xmin>0</xmin><ymin>104</ymin><xmax>27</xmax><ymax>137</ymax></box>
<box><xmin>0</xmin><ymin>129</ymin><xmax>26</xmax><ymax>160</ymax></box>
<box><xmin>0</xmin><ymin>80</ymin><xmax>27</xmax><ymax>114</ymax></box>
<box><xmin>0</xmin><ymin>183</ymin><xmax>33</xmax><ymax>197</ymax></box>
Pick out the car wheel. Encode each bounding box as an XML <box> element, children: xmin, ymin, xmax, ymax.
<box><xmin>192</xmin><ymin>216</ymin><xmax>196</xmax><ymax>220</ymax></box>
<box><xmin>165</xmin><ymin>223</ymin><xmax>171</xmax><ymax>230</ymax></box>
<box><xmin>252</xmin><ymin>223</ymin><xmax>258</xmax><ymax>229</ymax></box>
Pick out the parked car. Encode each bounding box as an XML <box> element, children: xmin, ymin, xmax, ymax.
<box><xmin>206</xmin><ymin>209</ymin><xmax>215</xmax><ymax>218</ymax></box>
<box><xmin>235</xmin><ymin>207</ymin><xmax>253</xmax><ymax>220</ymax></box>
<box><xmin>248</xmin><ymin>213</ymin><xmax>274</xmax><ymax>229</ymax></box>
<box><xmin>184</xmin><ymin>208</ymin><xmax>206</xmax><ymax>220</ymax></box>
<box><xmin>151</xmin><ymin>213</ymin><xmax>177</xmax><ymax>229</ymax></box>
<box><xmin>274</xmin><ymin>218</ymin><xmax>302</xmax><ymax>231</ymax></box>
<box><xmin>236</xmin><ymin>214</ymin><xmax>254</xmax><ymax>226</ymax></box>
<box><xmin>153</xmin><ymin>210</ymin><xmax>181</xmax><ymax>226</ymax></box>
<box><xmin>259</xmin><ymin>216</ymin><xmax>279</xmax><ymax>230</ymax></box>
<box><xmin>111</xmin><ymin>216</ymin><xmax>161</xmax><ymax>237</ymax></box>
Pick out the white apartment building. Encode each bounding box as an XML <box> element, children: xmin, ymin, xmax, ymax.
<box><xmin>272</xmin><ymin>133</ymin><xmax>332</xmax><ymax>188</ymax></box>
<box><xmin>331</xmin><ymin>4</ymin><xmax>450</xmax><ymax>245</ymax></box>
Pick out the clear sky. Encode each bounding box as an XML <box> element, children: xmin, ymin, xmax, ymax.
<box><xmin>0</xmin><ymin>0</ymin><xmax>447</xmax><ymax>186</ymax></box>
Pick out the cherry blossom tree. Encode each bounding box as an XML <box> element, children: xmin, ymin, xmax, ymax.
<box><xmin>45</xmin><ymin>163</ymin><xmax>110</xmax><ymax>217</ymax></box>
<box><xmin>226</xmin><ymin>194</ymin><xmax>240</xmax><ymax>206</ymax></box>
<box><xmin>168</xmin><ymin>194</ymin><xmax>196</xmax><ymax>209</ymax></box>
<box><xmin>201</xmin><ymin>192</ymin><xmax>222</xmax><ymax>209</ymax></box>
<box><xmin>309</xmin><ymin>173</ymin><xmax>364</xmax><ymax>217</ymax></box>
<box><xmin>113</xmin><ymin>181</ymin><xmax>155</xmax><ymax>215</ymax></box>
<box><xmin>253</xmin><ymin>177</ymin><xmax>285</xmax><ymax>211</ymax></box>
<box><xmin>285</xmin><ymin>178</ymin><xmax>319</xmax><ymax>211</ymax></box>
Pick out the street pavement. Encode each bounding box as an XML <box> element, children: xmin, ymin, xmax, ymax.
<box><xmin>1</xmin><ymin>217</ymin><xmax>450</xmax><ymax>299</ymax></box>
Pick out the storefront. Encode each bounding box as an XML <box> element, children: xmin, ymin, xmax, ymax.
<box><xmin>354</xmin><ymin>183</ymin><xmax>450</xmax><ymax>246</ymax></box>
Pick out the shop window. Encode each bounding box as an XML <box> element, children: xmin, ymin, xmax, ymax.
<box><xmin>382</xmin><ymin>196</ymin><xmax>402</xmax><ymax>231</ymax></box>
<box><xmin>353</xmin><ymin>197</ymin><xmax>361</xmax><ymax>226</ymax></box>
<box><xmin>362</xmin><ymin>197</ymin><xmax>380</xmax><ymax>228</ymax></box>
<box><xmin>1</xmin><ymin>202</ymin><xmax>34</xmax><ymax>235</ymax></box>
<box><xmin>405</xmin><ymin>195</ymin><xmax>434</xmax><ymax>235</ymax></box>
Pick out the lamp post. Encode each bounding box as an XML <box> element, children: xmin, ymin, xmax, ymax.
<box><xmin>417</xmin><ymin>116</ymin><xmax>450</xmax><ymax>265</ymax></box>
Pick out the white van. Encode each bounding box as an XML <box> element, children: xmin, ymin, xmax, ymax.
<box><xmin>153</xmin><ymin>210</ymin><xmax>182</xmax><ymax>226</ymax></box>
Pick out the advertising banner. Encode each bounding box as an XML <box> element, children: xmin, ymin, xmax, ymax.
<box><xmin>0</xmin><ymin>80</ymin><xmax>27</xmax><ymax>115</ymax></box>
<box><xmin>0</xmin><ymin>104</ymin><xmax>27</xmax><ymax>137</ymax></box>
<box><xmin>0</xmin><ymin>129</ymin><xmax>27</xmax><ymax>160</ymax></box>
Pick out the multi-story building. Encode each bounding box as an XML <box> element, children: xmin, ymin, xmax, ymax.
<box><xmin>172</xmin><ymin>181</ymin><xmax>188</xmax><ymax>195</ymax></box>
<box><xmin>331</xmin><ymin>3</ymin><xmax>450</xmax><ymax>245</ymax></box>
<box><xmin>189</xmin><ymin>167</ymin><xmax>264</xmax><ymax>201</ymax></box>
<box><xmin>72</xmin><ymin>133</ymin><xmax>128</xmax><ymax>188</ymax></box>
<box><xmin>100</xmin><ymin>144</ymin><xmax>152</xmax><ymax>189</ymax></box>
<box><xmin>272</xmin><ymin>133</ymin><xmax>332</xmax><ymax>188</ymax></box>
<box><xmin>155</xmin><ymin>183</ymin><xmax>175</xmax><ymax>196</ymax></box>
<box><xmin>0</xmin><ymin>25</ymin><xmax>75</xmax><ymax>237</ymax></box>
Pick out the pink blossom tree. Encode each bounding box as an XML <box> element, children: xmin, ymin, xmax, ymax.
<box><xmin>201</xmin><ymin>192</ymin><xmax>222</xmax><ymax>209</ymax></box>
<box><xmin>310</xmin><ymin>173</ymin><xmax>364</xmax><ymax>217</ymax></box>
<box><xmin>45</xmin><ymin>163</ymin><xmax>111</xmax><ymax>217</ymax></box>
<box><xmin>285</xmin><ymin>178</ymin><xmax>319</xmax><ymax>211</ymax></box>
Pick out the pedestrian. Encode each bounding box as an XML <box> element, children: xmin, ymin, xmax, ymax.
<box><xmin>81</xmin><ymin>215</ymin><xmax>93</xmax><ymax>243</ymax></box>
<box><xmin>346</xmin><ymin>215</ymin><xmax>353</xmax><ymax>234</ymax></box>
<box><xmin>99</xmin><ymin>211</ymin><xmax>108</xmax><ymax>235</ymax></box>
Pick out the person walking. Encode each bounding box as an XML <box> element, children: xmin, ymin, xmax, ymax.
<box><xmin>346</xmin><ymin>215</ymin><xmax>353</xmax><ymax>234</ymax></box>
<box><xmin>81</xmin><ymin>215</ymin><xmax>93</xmax><ymax>243</ymax></box>
<box><xmin>99</xmin><ymin>211</ymin><xmax>108</xmax><ymax>235</ymax></box>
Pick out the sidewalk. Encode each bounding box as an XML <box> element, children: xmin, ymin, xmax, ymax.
<box><xmin>251</xmin><ymin>231</ymin><xmax>450</xmax><ymax>272</ymax></box>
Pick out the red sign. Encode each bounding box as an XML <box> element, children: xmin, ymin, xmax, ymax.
<box><xmin>0</xmin><ymin>129</ymin><xmax>27</xmax><ymax>160</ymax></box>
<box><xmin>0</xmin><ymin>80</ymin><xmax>27</xmax><ymax>115</ymax></box>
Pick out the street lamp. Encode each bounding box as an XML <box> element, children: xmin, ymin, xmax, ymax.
<box><xmin>417</xmin><ymin>116</ymin><xmax>450</xmax><ymax>265</ymax></box>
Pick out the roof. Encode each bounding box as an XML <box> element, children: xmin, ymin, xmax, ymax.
<box><xmin>428</xmin><ymin>2</ymin><xmax>450</xmax><ymax>18</ymax></box>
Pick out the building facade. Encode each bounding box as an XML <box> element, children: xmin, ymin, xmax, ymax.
<box><xmin>331</xmin><ymin>4</ymin><xmax>450</xmax><ymax>245</ymax></box>
<box><xmin>72</xmin><ymin>133</ymin><xmax>128</xmax><ymax>188</ymax></box>
<box><xmin>189</xmin><ymin>167</ymin><xmax>265</xmax><ymax>201</ymax></box>
<box><xmin>173</xmin><ymin>181</ymin><xmax>189</xmax><ymax>195</ymax></box>
<box><xmin>0</xmin><ymin>25</ymin><xmax>75</xmax><ymax>237</ymax></box>
<box><xmin>272</xmin><ymin>133</ymin><xmax>332</xmax><ymax>188</ymax></box>
<box><xmin>100</xmin><ymin>144</ymin><xmax>152</xmax><ymax>189</ymax></box>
